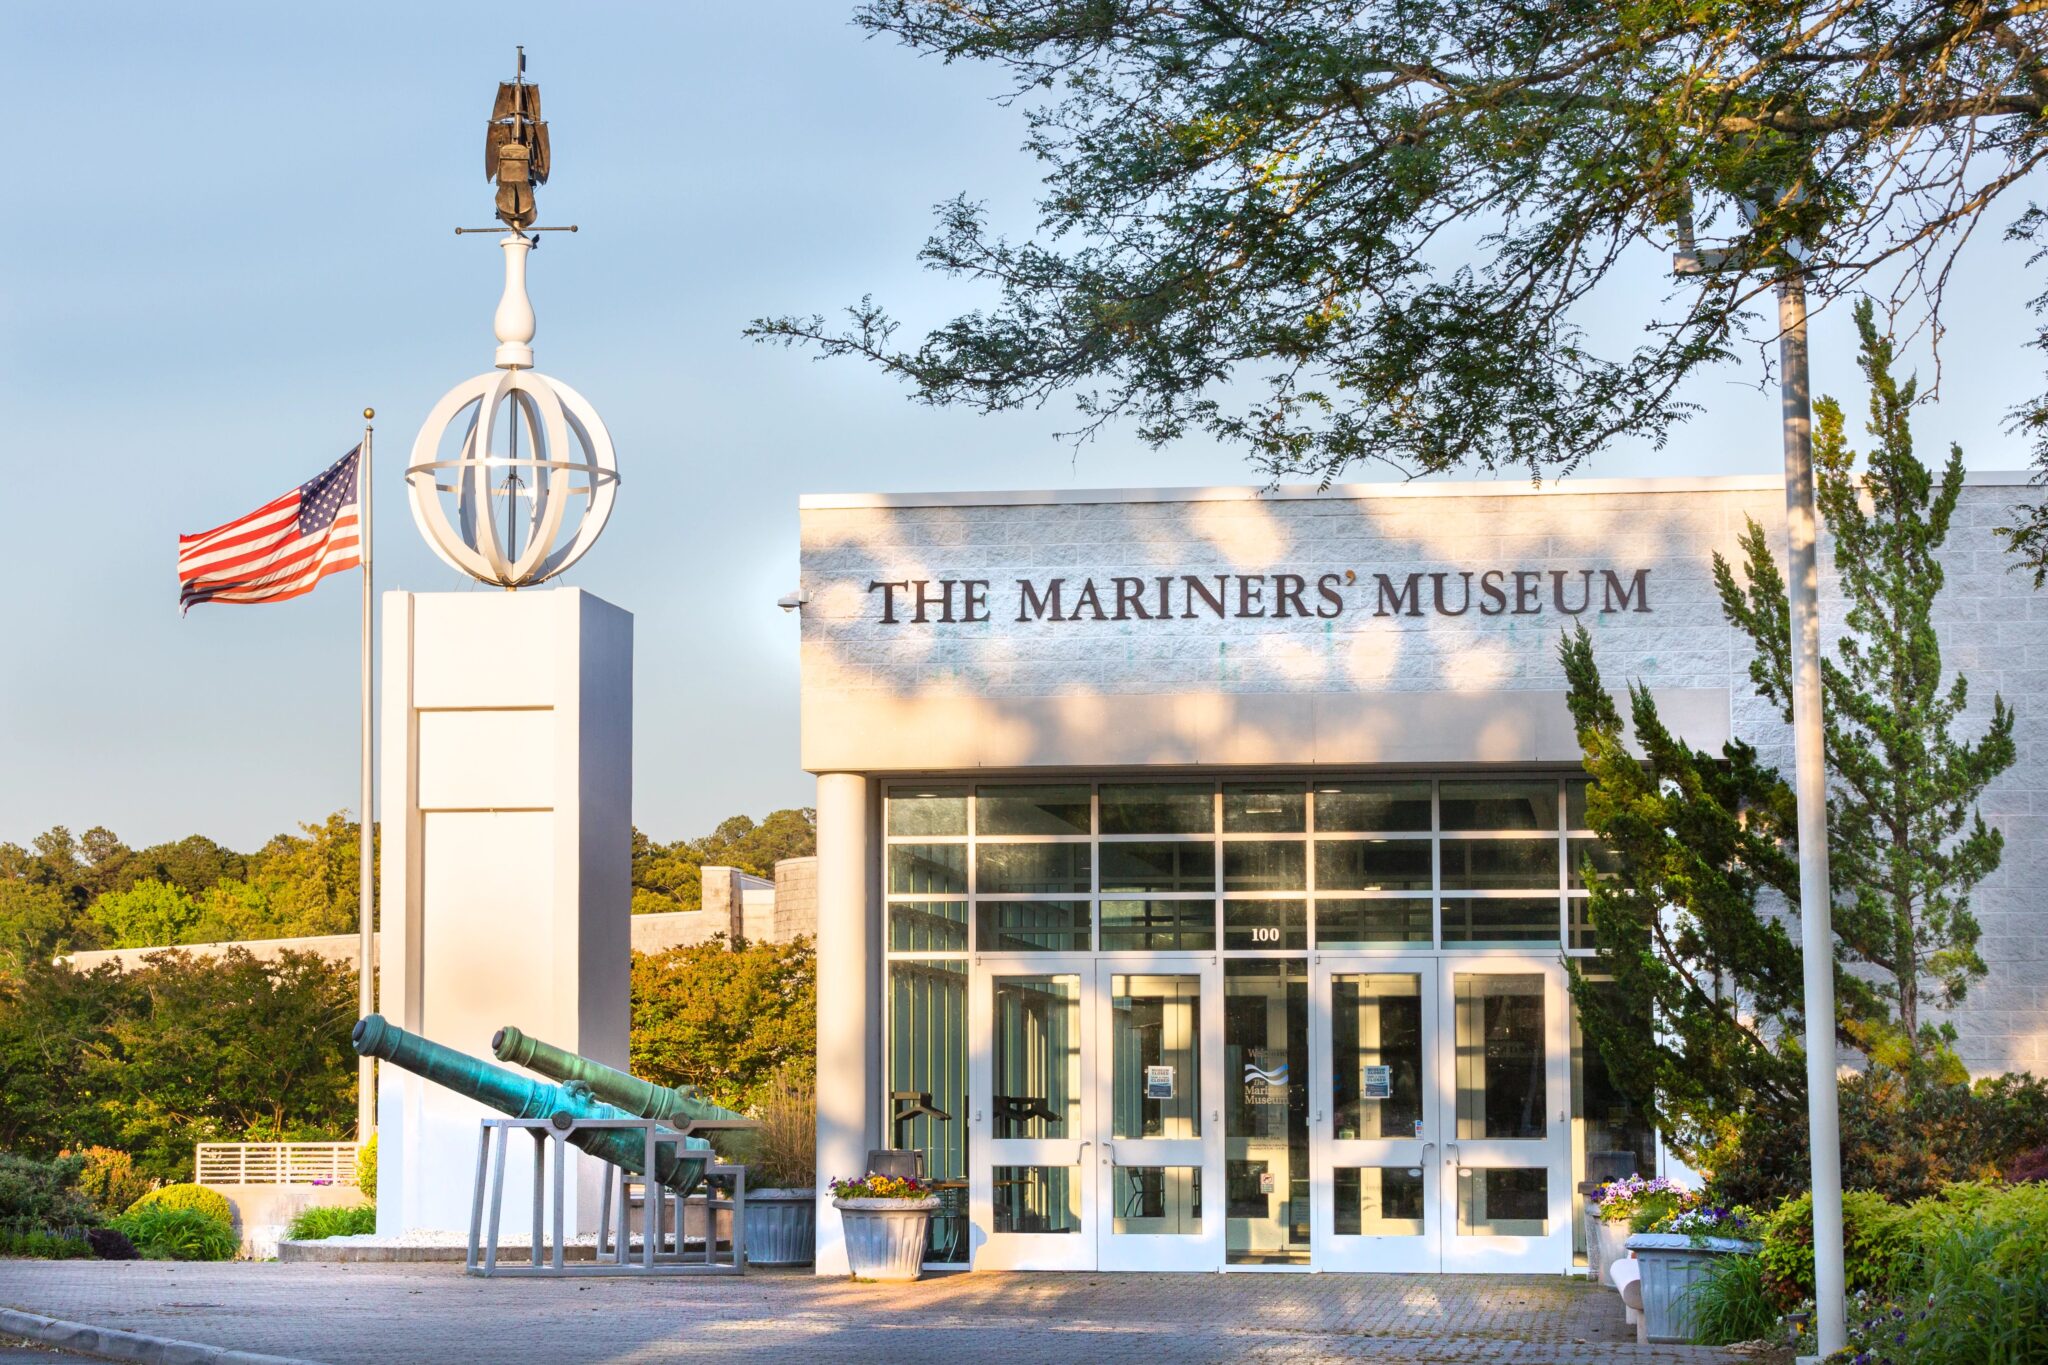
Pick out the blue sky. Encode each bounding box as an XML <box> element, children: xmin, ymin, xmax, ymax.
<box><xmin>4</xmin><ymin>1</ymin><xmax>2044</xmax><ymax>851</ymax></box>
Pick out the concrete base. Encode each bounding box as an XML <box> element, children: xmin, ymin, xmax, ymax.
<box><xmin>206</xmin><ymin>1183</ymin><xmax>369</xmax><ymax>1260</ymax></box>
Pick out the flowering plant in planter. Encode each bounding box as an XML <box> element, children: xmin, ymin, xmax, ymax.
<box><xmin>1660</xmin><ymin>1203</ymin><xmax>1756</xmax><ymax>1245</ymax></box>
<box><xmin>1591</xmin><ymin>1175</ymin><xmax>1692</xmax><ymax>1228</ymax></box>
<box><xmin>829</xmin><ymin>1174</ymin><xmax>932</xmax><ymax>1200</ymax></box>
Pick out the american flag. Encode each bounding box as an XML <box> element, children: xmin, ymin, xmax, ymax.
<box><xmin>178</xmin><ymin>448</ymin><xmax>362</xmax><ymax>613</ymax></box>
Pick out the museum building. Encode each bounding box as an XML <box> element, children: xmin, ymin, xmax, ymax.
<box><xmin>798</xmin><ymin>472</ymin><xmax>2048</xmax><ymax>1277</ymax></box>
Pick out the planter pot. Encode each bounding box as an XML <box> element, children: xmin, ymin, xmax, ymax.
<box><xmin>1591</xmin><ymin>1215</ymin><xmax>1634</xmax><ymax>1286</ymax></box>
<box><xmin>745</xmin><ymin>1188</ymin><xmax>817</xmax><ymax>1267</ymax></box>
<box><xmin>1624</xmin><ymin>1233</ymin><xmax>1761</xmax><ymax>1345</ymax></box>
<box><xmin>834</xmin><ymin>1196</ymin><xmax>939</xmax><ymax>1281</ymax></box>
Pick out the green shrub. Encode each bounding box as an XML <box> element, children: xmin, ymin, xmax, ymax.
<box><xmin>1896</xmin><ymin>1182</ymin><xmax>2048</xmax><ymax>1364</ymax></box>
<box><xmin>112</xmin><ymin>1205</ymin><xmax>237</xmax><ymax>1261</ymax></box>
<box><xmin>1755</xmin><ymin>1190</ymin><xmax>1909</xmax><ymax>1308</ymax></box>
<box><xmin>354</xmin><ymin>1134</ymin><xmax>377</xmax><ymax>1201</ymax></box>
<box><xmin>68</xmin><ymin>1147</ymin><xmax>149</xmax><ymax>1221</ymax></box>
<box><xmin>1683</xmin><ymin>1253</ymin><xmax>1779</xmax><ymax>1346</ymax></box>
<box><xmin>0</xmin><ymin>1152</ymin><xmax>98</xmax><ymax>1228</ymax></box>
<box><xmin>0</xmin><ymin>1226</ymin><xmax>93</xmax><ymax>1259</ymax></box>
<box><xmin>1709</xmin><ymin>1061</ymin><xmax>2048</xmax><ymax>1208</ymax></box>
<box><xmin>285</xmin><ymin>1204</ymin><xmax>375</xmax><ymax>1240</ymax></box>
<box><xmin>126</xmin><ymin>1182</ymin><xmax>232</xmax><ymax>1226</ymax></box>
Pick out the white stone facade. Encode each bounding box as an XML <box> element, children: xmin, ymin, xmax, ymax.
<box><xmin>799</xmin><ymin>473</ymin><xmax>2047</xmax><ymax>1076</ymax></box>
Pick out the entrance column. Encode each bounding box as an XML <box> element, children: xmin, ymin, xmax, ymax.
<box><xmin>814</xmin><ymin>771</ymin><xmax>877</xmax><ymax>1275</ymax></box>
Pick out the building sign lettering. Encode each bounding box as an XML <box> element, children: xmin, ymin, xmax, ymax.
<box><xmin>865</xmin><ymin>568</ymin><xmax>1652</xmax><ymax>624</ymax></box>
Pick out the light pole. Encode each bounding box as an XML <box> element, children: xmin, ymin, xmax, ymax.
<box><xmin>1678</xmin><ymin>215</ymin><xmax>1845</xmax><ymax>1359</ymax></box>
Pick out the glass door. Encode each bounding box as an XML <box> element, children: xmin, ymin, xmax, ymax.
<box><xmin>1096</xmin><ymin>958</ymin><xmax>1221</xmax><ymax>1270</ymax></box>
<box><xmin>1310</xmin><ymin>957</ymin><xmax>1439</xmax><ymax>1271</ymax></box>
<box><xmin>968</xmin><ymin>958</ymin><xmax>1095</xmax><ymax>1270</ymax></box>
<box><xmin>1437</xmin><ymin>958</ymin><xmax>1571</xmax><ymax>1272</ymax></box>
<box><xmin>1223</xmin><ymin>958</ymin><xmax>1311</xmax><ymax>1265</ymax></box>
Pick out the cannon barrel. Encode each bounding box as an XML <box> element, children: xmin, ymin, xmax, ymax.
<box><xmin>352</xmin><ymin>1014</ymin><xmax>711</xmax><ymax>1193</ymax></box>
<box><xmin>491</xmin><ymin>1025</ymin><xmax>752</xmax><ymax>1128</ymax></box>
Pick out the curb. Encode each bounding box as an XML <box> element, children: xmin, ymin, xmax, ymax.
<box><xmin>0</xmin><ymin>1308</ymin><xmax>327</xmax><ymax>1365</ymax></box>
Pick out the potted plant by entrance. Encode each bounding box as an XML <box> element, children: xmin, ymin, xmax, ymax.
<box><xmin>829</xmin><ymin>1173</ymin><xmax>940</xmax><ymax>1281</ymax></box>
<box><xmin>1624</xmin><ymin>1205</ymin><xmax>1759</xmax><ymax>1344</ymax></box>
<box><xmin>1588</xmin><ymin>1175</ymin><xmax>1686</xmax><ymax>1286</ymax></box>
<box><xmin>739</xmin><ymin>1077</ymin><xmax>816</xmax><ymax>1266</ymax></box>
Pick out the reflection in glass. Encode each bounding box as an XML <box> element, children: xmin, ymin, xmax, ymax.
<box><xmin>1225</xmin><ymin>959</ymin><xmax>1309</xmax><ymax>1264</ymax></box>
<box><xmin>978</xmin><ymin>901</ymin><xmax>1091</xmax><ymax>953</ymax></box>
<box><xmin>993</xmin><ymin>1165</ymin><xmax>1082</xmax><ymax>1234</ymax></box>
<box><xmin>1317</xmin><ymin>839</ymin><xmax>1432</xmax><ymax>891</ymax></box>
<box><xmin>1314</xmin><ymin>781</ymin><xmax>1433</xmax><ymax>832</ymax></box>
<box><xmin>1101</xmin><ymin>841</ymin><xmax>1214</xmax><ymax>893</ymax></box>
<box><xmin>1440</xmin><ymin>897</ymin><xmax>1559</xmax><ymax>943</ymax></box>
<box><xmin>1331</xmin><ymin>974</ymin><xmax>1424</xmax><ymax>1140</ymax></box>
<box><xmin>1565</xmin><ymin>778</ymin><xmax>1590</xmax><ymax>830</ymax></box>
<box><xmin>1568</xmin><ymin>898</ymin><xmax>1595</xmax><ymax>951</ymax></box>
<box><xmin>889</xmin><ymin>960</ymin><xmax>967</xmax><ymax>1261</ymax></box>
<box><xmin>1439</xmin><ymin>838</ymin><xmax>1559</xmax><ymax>890</ymax></box>
<box><xmin>977</xmin><ymin>785</ymin><xmax>1092</xmax><ymax>836</ymax></box>
<box><xmin>1567</xmin><ymin>838</ymin><xmax>1620</xmax><ymax>889</ymax></box>
<box><xmin>889</xmin><ymin>900</ymin><xmax>966</xmax><ymax>952</ymax></box>
<box><xmin>977</xmin><ymin>843</ymin><xmax>1092</xmax><ymax>894</ymax></box>
<box><xmin>992</xmin><ymin>976</ymin><xmax>1079</xmax><ymax>1137</ymax></box>
<box><xmin>1222</xmin><ymin>841</ymin><xmax>1306</xmax><ymax>892</ymax></box>
<box><xmin>1456</xmin><ymin>1167</ymin><xmax>1549</xmax><ymax>1236</ymax></box>
<box><xmin>1455</xmin><ymin>974</ymin><xmax>1546</xmax><ymax>1140</ymax></box>
<box><xmin>1316</xmin><ymin>898</ymin><xmax>1433</xmax><ymax>946</ymax></box>
<box><xmin>1110</xmin><ymin>1166</ymin><xmax>1202</xmax><ymax>1235</ymax></box>
<box><xmin>1334</xmin><ymin>1167</ymin><xmax>1425</xmax><ymax>1236</ymax></box>
<box><xmin>888</xmin><ymin>844</ymin><xmax>966</xmax><ymax>895</ymax></box>
<box><xmin>1223</xmin><ymin>783</ymin><xmax>1306</xmax><ymax>833</ymax></box>
<box><xmin>887</xmin><ymin>788</ymin><xmax>967</xmax><ymax>837</ymax></box>
<box><xmin>1100</xmin><ymin>783</ymin><xmax>1214</xmax><ymax>834</ymax></box>
<box><xmin>1099</xmin><ymin>899</ymin><xmax>1215</xmax><ymax>950</ymax></box>
<box><xmin>1572</xmin><ymin>984</ymin><xmax>1658</xmax><ymax>1258</ymax></box>
<box><xmin>1110</xmin><ymin>975</ymin><xmax>1200</xmax><ymax>1139</ymax></box>
<box><xmin>1223</xmin><ymin>898</ymin><xmax>1306</xmax><ymax>950</ymax></box>
<box><xmin>1439</xmin><ymin>780</ymin><xmax>1560</xmax><ymax>831</ymax></box>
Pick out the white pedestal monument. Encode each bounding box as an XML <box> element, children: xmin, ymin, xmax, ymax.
<box><xmin>374</xmin><ymin>588</ymin><xmax>631</xmax><ymax>1236</ymax></box>
<box><xmin>372</xmin><ymin>122</ymin><xmax>626</xmax><ymax>1236</ymax></box>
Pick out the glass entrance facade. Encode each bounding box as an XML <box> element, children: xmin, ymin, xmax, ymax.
<box><xmin>881</xmin><ymin>774</ymin><xmax>1654</xmax><ymax>1272</ymax></box>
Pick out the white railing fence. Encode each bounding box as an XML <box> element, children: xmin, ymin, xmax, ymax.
<box><xmin>195</xmin><ymin>1142</ymin><xmax>360</xmax><ymax>1186</ymax></box>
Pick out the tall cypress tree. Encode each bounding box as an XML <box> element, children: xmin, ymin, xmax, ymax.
<box><xmin>1716</xmin><ymin>300</ymin><xmax>2016</xmax><ymax>1043</ymax></box>
<box><xmin>1560</xmin><ymin>626</ymin><xmax>1813</xmax><ymax>1152</ymax></box>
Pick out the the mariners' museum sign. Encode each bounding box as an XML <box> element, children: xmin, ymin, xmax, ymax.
<box><xmin>866</xmin><ymin>568</ymin><xmax>1654</xmax><ymax>625</ymax></box>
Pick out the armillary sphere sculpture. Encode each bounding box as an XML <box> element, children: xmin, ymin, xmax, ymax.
<box><xmin>406</xmin><ymin>49</ymin><xmax>618</xmax><ymax>589</ymax></box>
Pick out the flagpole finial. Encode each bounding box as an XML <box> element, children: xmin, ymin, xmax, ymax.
<box><xmin>364</xmin><ymin>407</ymin><xmax>376</xmax><ymax>421</ymax></box>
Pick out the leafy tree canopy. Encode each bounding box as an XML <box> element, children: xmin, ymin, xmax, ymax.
<box><xmin>0</xmin><ymin>950</ymin><xmax>358</xmax><ymax>1181</ymax></box>
<box><xmin>755</xmin><ymin>1</ymin><xmax>2048</xmax><ymax>492</ymax></box>
<box><xmin>628</xmin><ymin>938</ymin><xmax>818</xmax><ymax>1112</ymax></box>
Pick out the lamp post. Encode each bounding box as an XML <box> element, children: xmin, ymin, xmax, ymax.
<box><xmin>1677</xmin><ymin>213</ymin><xmax>1845</xmax><ymax>1359</ymax></box>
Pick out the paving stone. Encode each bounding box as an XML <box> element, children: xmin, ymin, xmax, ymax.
<box><xmin>0</xmin><ymin>1261</ymin><xmax>1745</xmax><ymax>1364</ymax></box>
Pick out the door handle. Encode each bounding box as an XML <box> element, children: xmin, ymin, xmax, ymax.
<box><xmin>1077</xmin><ymin>1138</ymin><xmax>1092</xmax><ymax>1166</ymax></box>
<box><xmin>1102</xmin><ymin>1141</ymin><xmax>1115</xmax><ymax>1167</ymax></box>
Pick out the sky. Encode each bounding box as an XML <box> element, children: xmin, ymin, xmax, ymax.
<box><xmin>4</xmin><ymin>1</ymin><xmax>2047</xmax><ymax>852</ymax></box>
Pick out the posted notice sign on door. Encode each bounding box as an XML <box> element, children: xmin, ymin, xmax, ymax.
<box><xmin>1145</xmin><ymin>1065</ymin><xmax>1175</xmax><ymax>1100</ymax></box>
<box><xmin>1362</xmin><ymin>1065</ymin><xmax>1393</xmax><ymax>1100</ymax></box>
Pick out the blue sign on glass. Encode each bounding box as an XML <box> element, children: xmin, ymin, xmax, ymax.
<box><xmin>1363</xmin><ymin>1065</ymin><xmax>1393</xmax><ymax>1100</ymax></box>
<box><xmin>1145</xmin><ymin>1065</ymin><xmax>1175</xmax><ymax>1100</ymax></box>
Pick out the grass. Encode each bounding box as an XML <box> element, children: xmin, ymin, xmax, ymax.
<box><xmin>286</xmin><ymin>1204</ymin><xmax>377</xmax><ymax>1240</ymax></box>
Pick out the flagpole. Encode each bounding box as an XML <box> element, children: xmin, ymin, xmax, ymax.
<box><xmin>357</xmin><ymin>409</ymin><xmax>377</xmax><ymax>1145</ymax></box>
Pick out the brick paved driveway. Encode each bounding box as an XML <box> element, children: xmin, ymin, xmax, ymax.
<box><xmin>0</xmin><ymin>1261</ymin><xmax>1747</xmax><ymax>1363</ymax></box>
